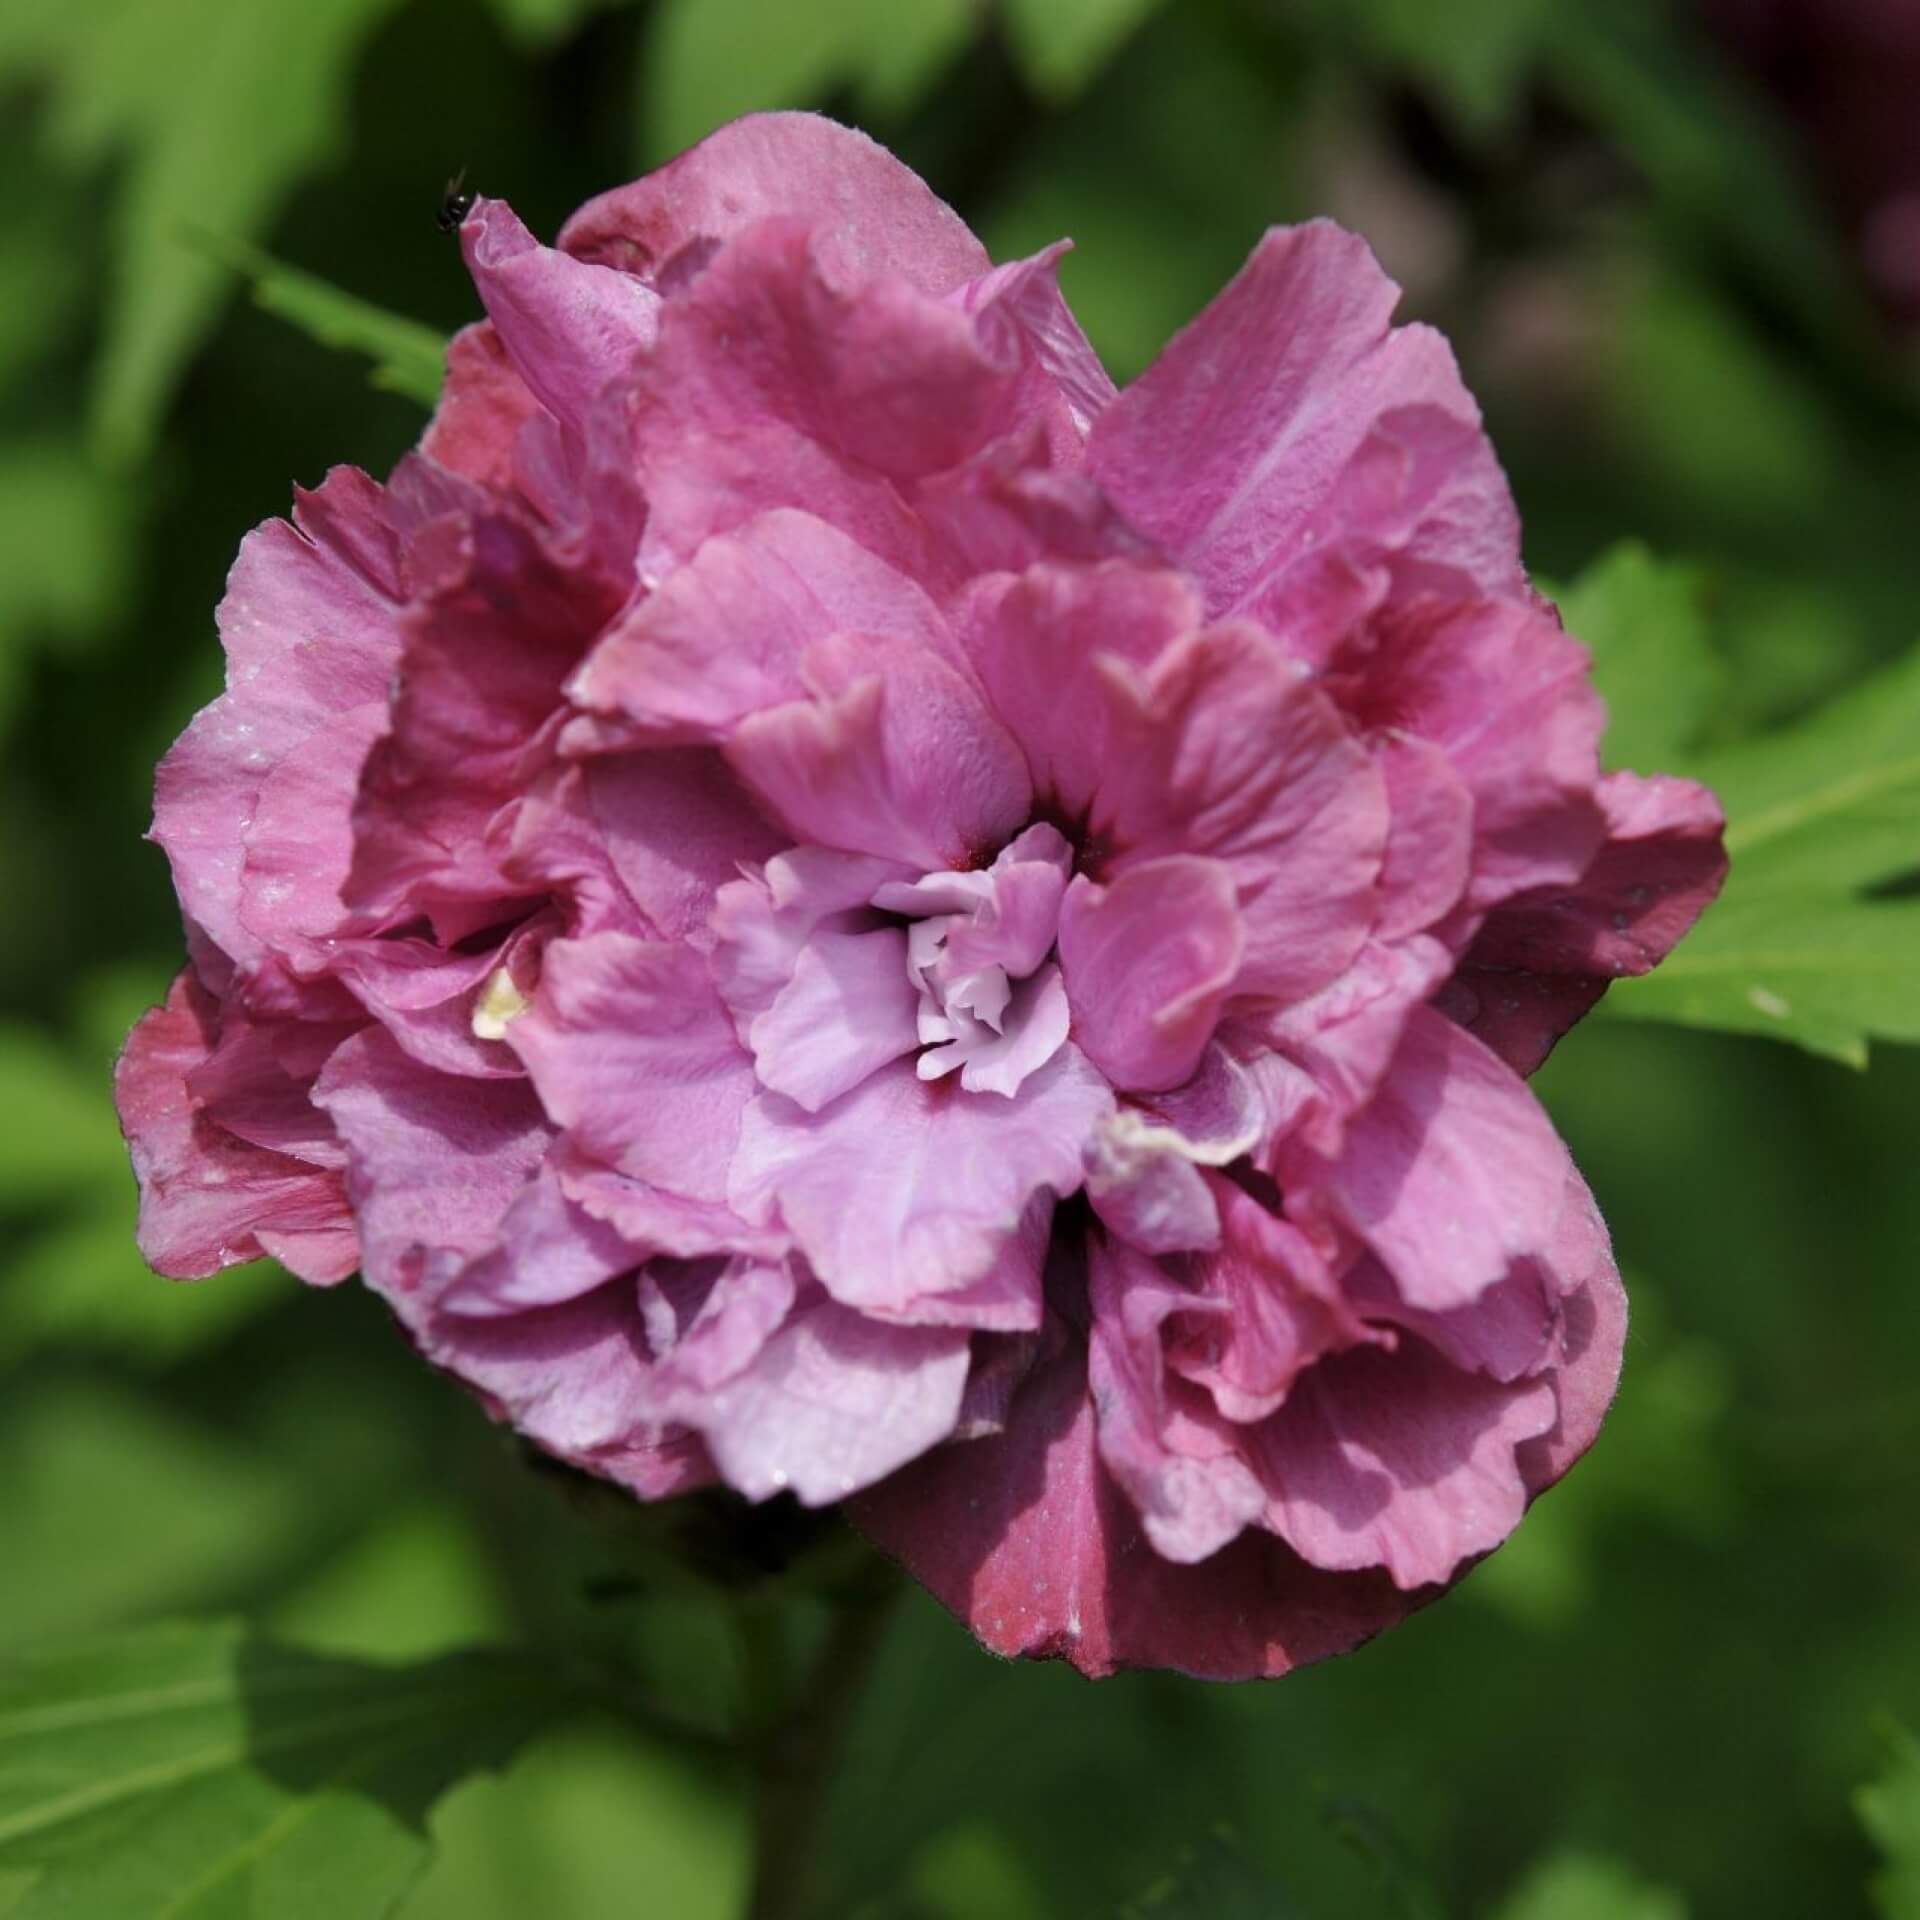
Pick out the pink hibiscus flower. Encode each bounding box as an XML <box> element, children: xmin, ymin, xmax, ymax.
<box><xmin>117</xmin><ymin>113</ymin><xmax>1725</xmax><ymax>1679</ymax></box>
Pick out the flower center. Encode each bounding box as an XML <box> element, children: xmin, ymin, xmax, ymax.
<box><xmin>871</xmin><ymin>822</ymin><xmax>1074</xmax><ymax>1099</ymax></box>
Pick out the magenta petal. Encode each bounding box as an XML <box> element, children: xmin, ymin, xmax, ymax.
<box><xmin>585</xmin><ymin>750</ymin><xmax>785</xmax><ymax>948</ymax></box>
<box><xmin>965</xmin><ymin>560</ymin><xmax>1203</xmax><ymax>824</ymax></box>
<box><xmin>750</xmin><ymin>928</ymin><xmax>921</xmax><ymax>1111</ymax></box>
<box><xmin>421</xmin><ymin>323</ymin><xmax>539</xmax><ymax>491</ymax></box>
<box><xmin>154</xmin><ymin>470</ymin><xmax>402</xmax><ymax>969</ymax></box>
<box><xmin>1372</xmin><ymin>731</ymin><xmax>1474</xmax><ymax>941</ymax></box>
<box><xmin>731</xmin><ymin>1050</ymin><xmax>1111</xmax><ymax>1314</ymax></box>
<box><xmin>851</xmin><ymin>1327</ymin><xmax>1424</xmax><ymax>1679</ymax></box>
<box><xmin>559</xmin><ymin>111</ymin><xmax>990</xmax><ymax>297</ymax></box>
<box><xmin>506</xmin><ymin>934</ymin><xmax>755</xmax><ymax>1204</ymax></box>
<box><xmin>711</xmin><ymin>845</ymin><xmax>914</xmax><ymax>1028</ymax></box>
<box><xmin>1087</xmin><ymin>222</ymin><xmax>1517</xmax><ymax>620</ymax></box>
<box><xmin>1518</xmin><ymin>1168</ymin><xmax>1628</xmax><ymax>1492</ymax></box>
<box><xmin>569</xmin><ymin>508</ymin><xmax>950</xmax><ymax>745</ymax></box>
<box><xmin>1472</xmin><ymin>771</ymin><xmax>1729</xmax><ymax>978</ymax></box>
<box><xmin>460</xmin><ymin>197</ymin><xmax>659</xmax><ymax>436</ymax></box>
<box><xmin>116</xmin><ymin>973</ymin><xmax>357</xmax><ymax>1284</ymax></box>
<box><xmin>1353</xmin><ymin>598</ymin><xmax>1607</xmax><ymax>914</ymax></box>
<box><xmin>1317</xmin><ymin>1004</ymin><xmax>1571</xmax><ymax>1311</ymax></box>
<box><xmin>348</xmin><ymin>512</ymin><xmax>622</xmax><ymax>922</ymax></box>
<box><xmin>1096</xmin><ymin>625</ymin><xmax>1387</xmax><ymax>1004</ymax></box>
<box><xmin>237</xmin><ymin>701</ymin><xmax>386</xmax><ymax>960</ymax></box>
<box><xmin>726</xmin><ymin>636</ymin><xmax>1031</xmax><ymax>870</ymax></box>
<box><xmin>665</xmin><ymin>1298</ymin><xmax>970</xmax><ymax>1504</ymax></box>
<box><xmin>1254</xmin><ymin>1337</ymin><xmax>1558</xmax><ymax>1589</ymax></box>
<box><xmin>313</xmin><ymin>1027</ymin><xmax>551</xmax><ymax>1298</ymax></box>
<box><xmin>1087</xmin><ymin>1240</ymin><xmax>1270</xmax><ymax>1562</ymax></box>
<box><xmin>955</xmin><ymin>242</ymin><xmax>1117</xmax><ymax>434</ymax></box>
<box><xmin>1058</xmin><ymin>856</ymin><xmax>1244</xmax><ymax>1092</ymax></box>
<box><xmin>438</xmin><ymin>1166</ymin><xmax>640</xmax><ymax>1318</ymax></box>
<box><xmin>1171</xmin><ymin>1181</ymin><xmax>1380</xmax><ymax>1422</ymax></box>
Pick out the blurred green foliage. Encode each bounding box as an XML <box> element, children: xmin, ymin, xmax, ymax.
<box><xmin>1</xmin><ymin>0</ymin><xmax>1917</xmax><ymax>1914</ymax></box>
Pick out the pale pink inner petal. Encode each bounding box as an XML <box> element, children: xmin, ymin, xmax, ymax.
<box><xmin>749</xmin><ymin>927</ymin><xmax>921</xmax><ymax>1112</ymax></box>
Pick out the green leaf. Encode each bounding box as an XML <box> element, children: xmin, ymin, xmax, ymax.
<box><xmin>1606</xmin><ymin>890</ymin><xmax>1920</xmax><ymax>1068</ymax></box>
<box><xmin>0</xmin><ymin>1620</ymin><xmax>563</xmax><ymax>1920</ymax></box>
<box><xmin>1001</xmin><ymin>0</ymin><xmax>1167</xmax><ymax>103</ymax></box>
<box><xmin>641</xmin><ymin>0</ymin><xmax>973</xmax><ymax>162</ymax></box>
<box><xmin>1606</xmin><ymin>640</ymin><xmax>1920</xmax><ymax>1065</ymax></box>
<box><xmin>3</xmin><ymin>0</ymin><xmax>409</xmax><ymax>461</ymax></box>
<box><xmin>1552</xmin><ymin>542</ymin><xmax>1725</xmax><ymax>773</ymax></box>
<box><xmin>1491</xmin><ymin>1849</ymin><xmax>1689</xmax><ymax>1920</ymax></box>
<box><xmin>1118</xmin><ymin>1826</ymin><xmax>1301</xmax><ymax>1918</ymax></box>
<box><xmin>190</xmin><ymin>232</ymin><xmax>449</xmax><ymax>408</ymax></box>
<box><xmin>1859</xmin><ymin>1722</ymin><xmax>1920</xmax><ymax>1920</ymax></box>
<box><xmin>1698</xmin><ymin>646</ymin><xmax>1920</xmax><ymax>898</ymax></box>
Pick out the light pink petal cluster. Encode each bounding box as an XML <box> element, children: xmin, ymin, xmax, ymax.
<box><xmin>116</xmin><ymin>113</ymin><xmax>1725</xmax><ymax>1679</ymax></box>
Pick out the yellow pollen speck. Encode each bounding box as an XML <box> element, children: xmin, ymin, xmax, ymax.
<box><xmin>472</xmin><ymin>966</ymin><xmax>532</xmax><ymax>1040</ymax></box>
<box><xmin>1747</xmin><ymin>985</ymin><xmax>1792</xmax><ymax>1019</ymax></box>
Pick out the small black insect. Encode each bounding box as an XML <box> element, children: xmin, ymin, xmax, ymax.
<box><xmin>436</xmin><ymin>168</ymin><xmax>475</xmax><ymax>235</ymax></box>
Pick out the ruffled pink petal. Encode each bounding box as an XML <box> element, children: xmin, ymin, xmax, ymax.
<box><xmin>423</xmin><ymin>1282</ymin><xmax>697</xmax><ymax>1481</ymax></box>
<box><xmin>641</xmin><ymin>218</ymin><xmax>1036</xmax><ymax>484</ymax></box>
<box><xmin>730</xmin><ymin>1049</ymin><xmax>1111</xmax><ymax>1315</ymax></box>
<box><xmin>964</xmin><ymin>560</ymin><xmax>1201</xmax><ymax>824</ymax></box>
<box><xmin>559</xmin><ymin>111</ymin><xmax>990</xmax><ymax>297</ymax></box>
<box><xmin>710</xmin><ymin>845</ymin><xmax>913</xmax><ymax>1029</ymax></box>
<box><xmin>1312</xmin><ymin>1004</ymin><xmax>1571</xmax><ymax>1312</ymax></box>
<box><xmin>557</xmin><ymin>1143</ymin><xmax>785</xmax><ymax>1262</ymax></box>
<box><xmin>182</xmin><ymin>995</ymin><xmax>354</xmax><ymax>1171</ymax></box>
<box><xmin>1083</xmin><ymin>1045</ymin><xmax>1265</xmax><ymax>1254</ymax></box>
<box><xmin>154</xmin><ymin>469</ymin><xmax>404</xmax><ymax>968</ymax></box>
<box><xmin>660</xmin><ymin>1296</ymin><xmax>971</xmax><ymax>1504</ymax></box>
<box><xmin>347</xmin><ymin>512</ymin><xmax>623</xmax><ymax>922</ymax></box>
<box><xmin>437</xmin><ymin>1164</ymin><xmax>641</xmax><ymax>1318</ymax></box>
<box><xmin>1433</xmin><ymin>967</ymin><xmax>1611</xmax><ymax>1079</ymax></box>
<box><xmin>1516</xmin><ymin>1168</ymin><xmax>1629</xmax><ymax>1493</ymax></box>
<box><xmin>1057</xmin><ymin>856</ymin><xmax>1244</xmax><ymax>1092</ymax></box>
<box><xmin>1345</xmin><ymin>1255</ymin><xmax>1558</xmax><ymax>1383</ymax></box>
<box><xmin>1094</xmin><ymin>624</ymin><xmax>1388</xmax><ymax>1005</ymax></box>
<box><xmin>568</xmin><ymin>507</ymin><xmax>951</xmax><ymax>747</ymax></box>
<box><xmin>1256</xmin><ymin>935</ymin><xmax>1453</xmax><ymax>1158</ymax></box>
<box><xmin>584</xmin><ymin>750</ymin><xmax>785</xmax><ymax>948</ymax></box>
<box><xmin>237</xmin><ymin>701</ymin><xmax>386</xmax><ymax>961</ymax></box>
<box><xmin>1340</xmin><ymin>597</ymin><xmax>1606</xmax><ymax>916</ymax></box>
<box><xmin>639</xmin><ymin>1257</ymin><xmax>796</xmax><ymax>1395</ymax></box>
<box><xmin>312</xmin><ymin>1027</ymin><xmax>551</xmax><ymax>1298</ymax></box>
<box><xmin>1168</xmin><ymin>1181</ymin><xmax>1380</xmax><ymax>1422</ymax></box>
<box><xmin>850</xmin><ymin>1323</ymin><xmax>1424</xmax><ymax>1679</ymax></box>
<box><xmin>1252</xmin><ymin>1336</ymin><xmax>1558</xmax><ymax>1589</ymax></box>
<box><xmin>1243</xmin><ymin>403</ymin><xmax>1525</xmax><ymax>650</ymax></box>
<box><xmin>421</xmin><ymin>323</ymin><xmax>539</xmax><ymax>491</ymax></box>
<box><xmin>1087</xmin><ymin>222</ymin><xmax>1519</xmax><ymax>621</ymax></box>
<box><xmin>917</xmin><ymin>418</ymin><xmax>1154</xmax><ymax>577</ymax></box>
<box><xmin>116</xmin><ymin>973</ymin><xmax>357</xmax><ymax>1283</ymax></box>
<box><xmin>954</xmin><ymin>242</ymin><xmax>1116</xmax><ymax>435</ymax></box>
<box><xmin>1372</xmin><ymin>731</ymin><xmax>1475</xmax><ymax>941</ymax></box>
<box><xmin>725</xmin><ymin>633</ymin><xmax>1031</xmax><ymax>871</ymax></box>
<box><xmin>1470</xmin><ymin>771</ymin><xmax>1729</xmax><ymax>978</ymax></box>
<box><xmin>459</xmin><ymin>198</ymin><xmax>659</xmax><ymax>438</ymax></box>
<box><xmin>749</xmin><ymin>928</ymin><xmax>921</xmax><ymax>1111</ymax></box>
<box><xmin>1086</xmin><ymin>1240</ymin><xmax>1269</xmax><ymax>1562</ymax></box>
<box><xmin>506</xmin><ymin>934</ymin><xmax>755</xmax><ymax>1205</ymax></box>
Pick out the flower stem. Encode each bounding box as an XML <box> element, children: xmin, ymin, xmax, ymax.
<box><xmin>742</xmin><ymin>1571</ymin><xmax>898</xmax><ymax>1920</ymax></box>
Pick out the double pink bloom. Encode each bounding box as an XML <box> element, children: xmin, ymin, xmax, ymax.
<box><xmin>117</xmin><ymin>114</ymin><xmax>1725</xmax><ymax>1678</ymax></box>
